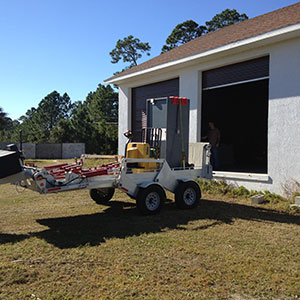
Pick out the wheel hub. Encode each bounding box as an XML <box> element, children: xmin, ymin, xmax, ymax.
<box><xmin>145</xmin><ymin>192</ymin><xmax>160</xmax><ymax>211</ymax></box>
<box><xmin>97</xmin><ymin>188</ymin><xmax>109</xmax><ymax>197</ymax></box>
<box><xmin>183</xmin><ymin>188</ymin><xmax>196</xmax><ymax>205</ymax></box>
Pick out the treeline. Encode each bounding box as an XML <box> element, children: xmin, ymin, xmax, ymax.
<box><xmin>0</xmin><ymin>84</ymin><xmax>118</xmax><ymax>154</ymax></box>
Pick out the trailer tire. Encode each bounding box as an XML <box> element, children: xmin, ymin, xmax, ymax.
<box><xmin>90</xmin><ymin>188</ymin><xmax>115</xmax><ymax>204</ymax></box>
<box><xmin>175</xmin><ymin>181</ymin><xmax>201</xmax><ymax>209</ymax></box>
<box><xmin>136</xmin><ymin>185</ymin><xmax>165</xmax><ymax>215</ymax></box>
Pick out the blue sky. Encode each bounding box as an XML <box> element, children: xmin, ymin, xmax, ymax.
<box><xmin>0</xmin><ymin>0</ymin><xmax>298</xmax><ymax>119</ymax></box>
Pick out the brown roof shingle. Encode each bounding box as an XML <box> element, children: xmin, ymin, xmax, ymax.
<box><xmin>106</xmin><ymin>2</ymin><xmax>300</xmax><ymax>82</ymax></box>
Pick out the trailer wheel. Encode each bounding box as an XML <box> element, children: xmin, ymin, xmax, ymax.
<box><xmin>90</xmin><ymin>188</ymin><xmax>115</xmax><ymax>204</ymax></box>
<box><xmin>136</xmin><ymin>185</ymin><xmax>165</xmax><ymax>215</ymax></box>
<box><xmin>175</xmin><ymin>181</ymin><xmax>201</xmax><ymax>209</ymax></box>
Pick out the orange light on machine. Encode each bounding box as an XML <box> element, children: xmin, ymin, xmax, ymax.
<box><xmin>36</xmin><ymin>175</ymin><xmax>44</xmax><ymax>181</ymax></box>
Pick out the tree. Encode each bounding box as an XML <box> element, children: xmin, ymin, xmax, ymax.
<box><xmin>0</xmin><ymin>85</ymin><xmax>118</xmax><ymax>154</ymax></box>
<box><xmin>86</xmin><ymin>84</ymin><xmax>118</xmax><ymax>153</ymax></box>
<box><xmin>51</xmin><ymin>84</ymin><xmax>118</xmax><ymax>154</ymax></box>
<box><xmin>161</xmin><ymin>9</ymin><xmax>248</xmax><ymax>53</ymax></box>
<box><xmin>161</xmin><ymin>20</ymin><xmax>206</xmax><ymax>53</ymax></box>
<box><xmin>0</xmin><ymin>107</ymin><xmax>18</xmax><ymax>141</ymax></box>
<box><xmin>205</xmin><ymin>9</ymin><xmax>248</xmax><ymax>32</ymax></box>
<box><xmin>0</xmin><ymin>107</ymin><xmax>11</xmax><ymax>131</ymax></box>
<box><xmin>37</xmin><ymin>91</ymin><xmax>72</xmax><ymax>131</ymax></box>
<box><xmin>110</xmin><ymin>35</ymin><xmax>151</xmax><ymax>68</ymax></box>
<box><xmin>17</xmin><ymin>91</ymin><xmax>72</xmax><ymax>143</ymax></box>
<box><xmin>0</xmin><ymin>107</ymin><xmax>7</xmax><ymax>130</ymax></box>
<box><xmin>82</xmin><ymin>84</ymin><xmax>118</xmax><ymax>154</ymax></box>
<box><xmin>86</xmin><ymin>84</ymin><xmax>118</xmax><ymax>123</ymax></box>
<box><xmin>18</xmin><ymin>107</ymin><xmax>42</xmax><ymax>142</ymax></box>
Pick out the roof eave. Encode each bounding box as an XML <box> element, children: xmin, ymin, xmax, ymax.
<box><xmin>104</xmin><ymin>23</ymin><xmax>300</xmax><ymax>85</ymax></box>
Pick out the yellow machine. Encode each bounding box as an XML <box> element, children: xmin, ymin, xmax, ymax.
<box><xmin>126</xmin><ymin>142</ymin><xmax>157</xmax><ymax>173</ymax></box>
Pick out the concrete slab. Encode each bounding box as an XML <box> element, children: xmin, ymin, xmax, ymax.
<box><xmin>251</xmin><ymin>194</ymin><xmax>265</xmax><ymax>204</ymax></box>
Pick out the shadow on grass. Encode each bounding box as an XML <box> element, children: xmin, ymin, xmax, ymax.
<box><xmin>1</xmin><ymin>199</ymin><xmax>299</xmax><ymax>248</ymax></box>
<box><xmin>0</xmin><ymin>233</ymin><xmax>29</xmax><ymax>244</ymax></box>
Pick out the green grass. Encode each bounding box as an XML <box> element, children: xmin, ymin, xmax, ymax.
<box><xmin>0</xmin><ymin>160</ymin><xmax>300</xmax><ymax>299</ymax></box>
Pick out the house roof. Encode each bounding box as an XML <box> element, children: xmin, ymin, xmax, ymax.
<box><xmin>105</xmin><ymin>2</ymin><xmax>300</xmax><ymax>83</ymax></box>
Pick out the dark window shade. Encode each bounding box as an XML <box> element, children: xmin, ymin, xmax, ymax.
<box><xmin>202</xmin><ymin>56</ymin><xmax>269</xmax><ymax>89</ymax></box>
<box><xmin>132</xmin><ymin>78</ymin><xmax>179</xmax><ymax>141</ymax></box>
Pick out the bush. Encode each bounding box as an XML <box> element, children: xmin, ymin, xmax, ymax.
<box><xmin>281</xmin><ymin>178</ymin><xmax>300</xmax><ymax>201</ymax></box>
<box><xmin>197</xmin><ymin>179</ymin><xmax>288</xmax><ymax>204</ymax></box>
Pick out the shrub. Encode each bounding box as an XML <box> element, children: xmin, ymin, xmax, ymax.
<box><xmin>197</xmin><ymin>179</ymin><xmax>288</xmax><ymax>204</ymax></box>
<box><xmin>281</xmin><ymin>178</ymin><xmax>300</xmax><ymax>201</ymax></box>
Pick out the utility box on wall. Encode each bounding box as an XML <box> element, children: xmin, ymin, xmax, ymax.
<box><xmin>146</xmin><ymin>97</ymin><xmax>190</xmax><ymax>168</ymax></box>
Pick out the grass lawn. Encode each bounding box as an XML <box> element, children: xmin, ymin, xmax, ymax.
<box><xmin>0</xmin><ymin>159</ymin><xmax>300</xmax><ymax>300</ymax></box>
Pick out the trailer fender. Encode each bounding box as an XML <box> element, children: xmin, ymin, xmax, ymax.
<box><xmin>176</xmin><ymin>178</ymin><xmax>192</xmax><ymax>183</ymax></box>
<box><xmin>138</xmin><ymin>182</ymin><xmax>166</xmax><ymax>199</ymax></box>
<box><xmin>175</xmin><ymin>179</ymin><xmax>202</xmax><ymax>199</ymax></box>
<box><xmin>136</xmin><ymin>184</ymin><xmax>167</xmax><ymax>215</ymax></box>
<box><xmin>174</xmin><ymin>180</ymin><xmax>202</xmax><ymax>209</ymax></box>
<box><xmin>175</xmin><ymin>179</ymin><xmax>201</xmax><ymax>192</ymax></box>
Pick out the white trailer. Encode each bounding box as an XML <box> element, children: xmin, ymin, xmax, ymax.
<box><xmin>0</xmin><ymin>144</ymin><xmax>212</xmax><ymax>215</ymax></box>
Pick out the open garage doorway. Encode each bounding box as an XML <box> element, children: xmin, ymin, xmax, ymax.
<box><xmin>201</xmin><ymin>79</ymin><xmax>269</xmax><ymax>173</ymax></box>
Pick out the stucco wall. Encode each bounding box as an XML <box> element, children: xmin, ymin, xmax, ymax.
<box><xmin>118</xmin><ymin>86</ymin><xmax>131</xmax><ymax>155</ymax></box>
<box><xmin>0</xmin><ymin>142</ymin><xmax>85</xmax><ymax>159</ymax></box>
<box><xmin>36</xmin><ymin>143</ymin><xmax>85</xmax><ymax>159</ymax></box>
<box><xmin>0</xmin><ymin>143</ymin><xmax>36</xmax><ymax>159</ymax></box>
<box><xmin>21</xmin><ymin>143</ymin><xmax>36</xmax><ymax>159</ymax></box>
<box><xmin>267</xmin><ymin>38</ymin><xmax>300</xmax><ymax>193</ymax></box>
<box><xmin>214</xmin><ymin>37</ymin><xmax>300</xmax><ymax>195</ymax></box>
<box><xmin>62</xmin><ymin>143</ymin><xmax>86</xmax><ymax>159</ymax></box>
<box><xmin>117</xmin><ymin>36</ymin><xmax>300</xmax><ymax>195</ymax></box>
<box><xmin>179</xmin><ymin>70</ymin><xmax>201</xmax><ymax>143</ymax></box>
<box><xmin>36</xmin><ymin>144</ymin><xmax>62</xmax><ymax>159</ymax></box>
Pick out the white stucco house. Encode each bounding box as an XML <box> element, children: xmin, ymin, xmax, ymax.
<box><xmin>105</xmin><ymin>2</ymin><xmax>300</xmax><ymax>195</ymax></box>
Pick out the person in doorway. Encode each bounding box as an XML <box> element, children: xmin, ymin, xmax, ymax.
<box><xmin>202</xmin><ymin>121</ymin><xmax>221</xmax><ymax>170</ymax></box>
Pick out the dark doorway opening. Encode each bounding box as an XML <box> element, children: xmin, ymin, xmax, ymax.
<box><xmin>201</xmin><ymin>79</ymin><xmax>269</xmax><ymax>173</ymax></box>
